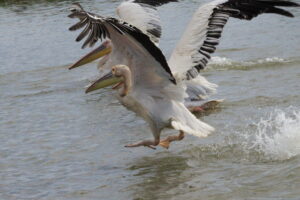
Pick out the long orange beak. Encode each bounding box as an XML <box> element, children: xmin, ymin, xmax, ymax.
<box><xmin>69</xmin><ymin>42</ymin><xmax>112</xmax><ymax>70</ymax></box>
<box><xmin>85</xmin><ymin>71</ymin><xmax>122</xmax><ymax>93</ymax></box>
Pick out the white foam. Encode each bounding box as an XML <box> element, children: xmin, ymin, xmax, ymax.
<box><xmin>210</xmin><ymin>56</ymin><xmax>234</xmax><ymax>66</ymax></box>
<box><xmin>208</xmin><ymin>56</ymin><xmax>287</xmax><ymax>70</ymax></box>
<box><xmin>247</xmin><ymin>108</ymin><xmax>300</xmax><ymax>160</ymax></box>
<box><xmin>256</xmin><ymin>57</ymin><xmax>285</xmax><ymax>64</ymax></box>
<box><xmin>244</xmin><ymin>57</ymin><xmax>286</xmax><ymax>66</ymax></box>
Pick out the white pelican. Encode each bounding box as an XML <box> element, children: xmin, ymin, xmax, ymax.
<box><xmin>68</xmin><ymin>1</ymin><xmax>299</xmax><ymax>148</ymax></box>
<box><xmin>69</xmin><ymin>0</ymin><xmax>220</xmax><ymax>114</ymax></box>
<box><xmin>69</xmin><ymin>3</ymin><xmax>215</xmax><ymax>149</ymax></box>
<box><xmin>69</xmin><ymin>0</ymin><xmax>299</xmax><ymax>114</ymax></box>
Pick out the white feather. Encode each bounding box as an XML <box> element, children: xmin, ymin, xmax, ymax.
<box><xmin>170</xmin><ymin>102</ymin><xmax>214</xmax><ymax>138</ymax></box>
<box><xmin>116</xmin><ymin>1</ymin><xmax>161</xmax><ymax>45</ymax></box>
<box><xmin>185</xmin><ymin>75</ymin><xmax>218</xmax><ymax>101</ymax></box>
<box><xmin>168</xmin><ymin>0</ymin><xmax>227</xmax><ymax>79</ymax></box>
<box><xmin>128</xmin><ymin>87</ymin><xmax>214</xmax><ymax>138</ymax></box>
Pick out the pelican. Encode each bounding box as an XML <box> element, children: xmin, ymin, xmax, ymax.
<box><xmin>68</xmin><ymin>1</ymin><xmax>299</xmax><ymax>149</ymax></box>
<box><xmin>69</xmin><ymin>0</ymin><xmax>299</xmax><ymax>114</ymax></box>
<box><xmin>69</xmin><ymin>3</ymin><xmax>215</xmax><ymax>149</ymax></box>
<box><xmin>69</xmin><ymin>0</ymin><xmax>220</xmax><ymax>113</ymax></box>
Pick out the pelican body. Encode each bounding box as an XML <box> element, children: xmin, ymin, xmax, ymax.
<box><xmin>99</xmin><ymin>65</ymin><xmax>213</xmax><ymax>149</ymax></box>
<box><xmin>68</xmin><ymin>3</ymin><xmax>215</xmax><ymax>149</ymax></box>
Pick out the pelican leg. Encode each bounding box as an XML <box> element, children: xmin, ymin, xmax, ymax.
<box><xmin>188</xmin><ymin>99</ymin><xmax>224</xmax><ymax>114</ymax></box>
<box><xmin>125</xmin><ymin>138</ymin><xmax>160</xmax><ymax>150</ymax></box>
<box><xmin>188</xmin><ymin>105</ymin><xmax>204</xmax><ymax>113</ymax></box>
<box><xmin>159</xmin><ymin>131</ymin><xmax>185</xmax><ymax>149</ymax></box>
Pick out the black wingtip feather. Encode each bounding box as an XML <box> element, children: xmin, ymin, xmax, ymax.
<box><xmin>258</xmin><ymin>0</ymin><xmax>300</xmax><ymax>7</ymax></box>
<box><xmin>267</xmin><ymin>6</ymin><xmax>295</xmax><ymax>17</ymax></box>
<box><xmin>69</xmin><ymin>18</ymin><xmax>87</xmax><ymax>31</ymax></box>
<box><xmin>133</xmin><ymin>0</ymin><xmax>178</xmax><ymax>7</ymax></box>
<box><xmin>222</xmin><ymin>0</ymin><xmax>299</xmax><ymax>19</ymax></box>
<box><xmin>70</xmin><ymin>3</ymin><xmax>84</xmax><ymax>12</ymax></box>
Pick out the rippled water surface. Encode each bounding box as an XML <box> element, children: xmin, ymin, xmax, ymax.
<box><xmin>1</xmin><ymin>0</ymin><xmax>300</xmax><ymax>199</ymax></box>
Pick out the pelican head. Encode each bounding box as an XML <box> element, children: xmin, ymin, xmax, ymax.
<box><xmin>69</xmin><ymin>40</ymin><xmax>112</xmax><ymax>70</ymax></box>
<box><xmin>86</xmin><ymin>65</ymin><xmax>131</xmax><ymax>96</ymax></box>
<box><xmin>111</xmin><ymin>65</ymin><xmax>131</xmax><ymax>79</ymax></box>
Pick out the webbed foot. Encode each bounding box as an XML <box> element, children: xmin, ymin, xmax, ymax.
<box><xmin>189</xmin><ymin>99</ymin><xmax>224</xmax><ymax>114</ymax></box>
<box><xmin>125</xmin><ymin>139</ymin><xmax>159</xmax><ymax>150</ymax></box>
<box><xmin>159</xmin><ymin>131</ymin><xmax>185</xmax><ymax>149</ymax></box>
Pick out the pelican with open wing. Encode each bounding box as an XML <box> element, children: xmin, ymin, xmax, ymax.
<box><xmin>69</xmin><ymin>3</ymin><xmax>214</xmax><ymax>149</ymax></box>
<box><xmin>68</xmin><ymin>1</ymin><xmax>299</xmax><ymax>148</ymax></box>
<box><xmin>69</xmin><ymin>0</ymin><xmax>299</xmax><ymax>113</ymax></box>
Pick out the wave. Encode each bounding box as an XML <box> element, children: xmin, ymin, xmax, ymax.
<box><xmin>243</xmin><ymin>107</ymin><xmax>300</xmax><ymax>161</ymax></box>
<box><xmin>184</xmin><ymin>107</ymin><xmax>300</xmax><ymax>163</ymax></box>
<box><xmin>206</xmin><ymin>56</ymin><xmax>298</xmax><ymax>71</ymax></box>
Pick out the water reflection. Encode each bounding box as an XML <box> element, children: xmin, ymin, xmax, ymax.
<box><xmin>0</xmin><ymin>0</ymin><xmax>75</xmax><ymax>7</ymax></box>
<box><xmin>0</xmin><ymin>0</ymin><xmax>121</xmax><ymax>7</ymax></box>
<box><xmin>126</xmin><ymin>153</ymin><xmax>189</xmax><ymax>200</ymax></box>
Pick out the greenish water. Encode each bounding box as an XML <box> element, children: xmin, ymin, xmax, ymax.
<box><xmin>1</xmin><ymin>1</ymin><xmax>300</xmax><ymax>199</ymax></box>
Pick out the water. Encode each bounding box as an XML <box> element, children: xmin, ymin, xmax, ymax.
<box><xmin>1</xmin><ymin>0</ymin><xmax>300</xmax><ymax>199</ymax></box>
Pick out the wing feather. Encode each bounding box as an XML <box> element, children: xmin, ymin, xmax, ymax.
<box><xmin>68</xmin><ymin>3</ymin><xmax>176</xmax><ymax>87</ymax></box>
<box><xmin>132</xmin><ymin>0</ymin><xmax>178</xmax><ymax>7</ymax></box>
<box><xmin>169</xmin><ymin>0</ymin><xmax>299</xmax><ymax>80</ymax></box>
<box><xmin>116</xmin><ymin>0</ymin><xmax>177</xmax><ymax>45</ymax></box>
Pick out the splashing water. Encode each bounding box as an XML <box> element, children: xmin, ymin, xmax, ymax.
<box><xmin>210</xmin><ymin>56</ymin><xmax>234</xmax><ymax>67</ymax></box>
<box><xmin>247</xmin><ymin>108</ymin><xmax>300</xmax><ymax>161</ymax></box>
<box><xmin>208</xmin><ymin>56</ymin><xmax>287</xmax><ymax>71</ymax></box>
<box><xmin>256</xmin><ymin>57</ymin><xmax>285</xmax><ymax>64</ymax></box>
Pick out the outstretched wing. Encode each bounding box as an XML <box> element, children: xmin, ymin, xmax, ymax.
<box><xmin>168</xmin><ymin>0</ymin><xmax>299</xmax><ymax>80</ymax></box>
<box><xmin>116</xmin><ymin>0</ymin><xmax>177</xmax><ymax>45</ymax></box>
<box><xmin>69</xmin><ymin>3</ymin><xmax>176</xmax><ymax>88</ymax></box>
